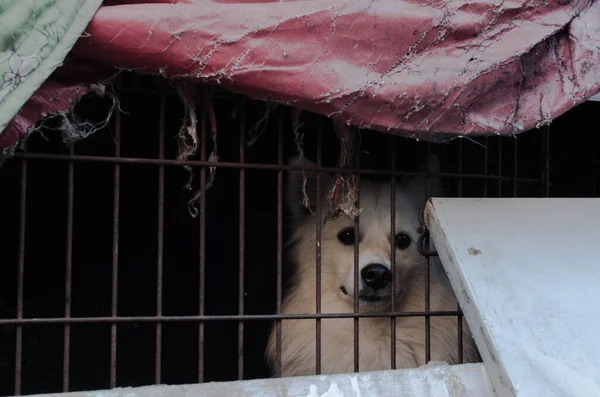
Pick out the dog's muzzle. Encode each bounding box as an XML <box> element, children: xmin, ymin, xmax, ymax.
<box><xmin>361</xmin><ymin>263</ymin><xmax>392</xmax><ymax>290</ymax></box>
<box><xmin>359</xmin><ymin>264</ymin><xmax>392</xmax><ymax>302</ymax></box>
<box><xmin>340</xmin><ymin>263</ymin><xmax>393</xmax><ymax>303</ymax></box>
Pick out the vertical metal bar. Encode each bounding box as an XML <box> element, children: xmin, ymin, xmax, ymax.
<box><xmin>237</xmin><ymin>104</ymin><xmax>246</xmax><ymax>380</ymax></box>
<box><xmin>456</xmin><ymin>140</ymin><xmax>463</xmax><ymax>196</ymax></box>
<box><xmin>542</xmin><ymin>126</ymin><xmax>551</xmax><ymax>198</ymax></box>
<box><xmin>155</xmin><ymin>88</ymin><xmax>166</xmax><ymax>384</ymax></box>
<box><xmin>483</xmin><ymin>137</ymin><xmax>489</xmax><ymax>198</ymax></box>
<box><xmin>353</xmin><ymin>130</ymin><xmax>362</xmax><ymax>373</ymax></box>
<box><xmin>456</xmin><ymin>141</ymin><xmax>464</xmax><ymax>364</ymax></box>
<box><xmin>513</xmin><ymin>138</ymin><xmax>518</xmax><ymax>197</ymax></box>
<box><xmin>63</xmin><ymin>145</ymin><xmax>75</xmax><ymax>391</ymax></box>
<box><xmin>424</xmin><ymin>143</ymin><xmax>433</xmax><ymax>364</ymax></box>
<box><xmin>198</xmin><ymin>99</ymin><xmax>208</xmax><ymax>383</ymax></box>
<box><xmin>592</xmin><ymin>134</ymin><xmax>597</xmax><ymax>198</ymax></box>
<box><xmin>275</xmin><ymin>112</ymin><xmax>284</xmax><ymax>378</ymax></box>
<box><xmin>498</xmin><ymin>139</ymin><xmax>503</xmax><ymax>197</ymax></box>
<box><xmin>110</xmin><ymin>102</ymin><xmax>122</xmax><ymax>389</ymax></box>
<box><xmin>14</xmin><ymin>156</ymin><xmax>27</xmax><ymax>396</ymax></box>
<box><xmin>315</xmin><ymin>119</ymin><xmax>323</xmax><ymax>375</ymax></box>
<box><xmin>389</xmin><ymin>136</ymin><xmax>397</xmax><ymax>370</ymax></box>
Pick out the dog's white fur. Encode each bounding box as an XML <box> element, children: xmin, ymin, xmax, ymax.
<box><xmin>266</xmin><ymin>154</ymin><xmax>480</xmax><ymax>377</ymax></box>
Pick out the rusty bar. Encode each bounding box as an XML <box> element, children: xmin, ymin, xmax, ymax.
<box><xmin>456</xmin><ymin>141</ymin><xmax>464</xmax><ymax>364</ymax></box>
<box><xmin>237</xmin><ymin>104</ymin><xmax>246</xmax><ymax>380</ymax></box>
<box><xmin>11</xmin><ymin>152</ymin><xmax>540</xmax><ymax>183</ymax></box>
<box><xmin>315</xmin><ymin>119</ymin><xmax>323</xmax><ymax>375</ymax></box>
<box><xmin>14</xmin><ymin>155</ymin><xmax>27</xmax><ymax>396</ymax></box>
<box><xmin>497</xmin><ymin>139</ymin><xmax>502</xmax><ymax>197</ymax></box>
<box><xmin>63</xmin><ymin>145</ymin><xmax>75</xmax><ymax>391</ymax></box>
<box><xmin>389</xmin><ymin>136</ymin><xmax>397</xmax><ymax>369</ymax></box>
<box><xmin>0</xmin><ymin>311</ymin><xmax>462</xmax><ymax>326</ymax></box>
<box><xmin>110</xmin><ymin>102</ymin><xmax>122</xmax><ymax>389</ymax></box>
<box><xmin>513</xmin><ymin>138</ymin><xmax>518</xmax><ymax>197</ymax></box>
<box><xmin>353</xmin><ymin>130</ymin><xmax>362</xmax><ymax>373</ymax></box>
<box><xmin>424</xmin><ymin>143</ymin><xmax>434</xmax><ymax>363</ymax></box>
<box><xmin>155</xmin><ymin>88</ymin><xmax>166</xmax><ymax>384</ymax></box>
<box><xmin>591</xmin><ymin>130</ymin><xmax>597</xmax><ymax>197</ymax></box>
<box><xmin>456</xmin><ymin>140</ymin><xmax>463</xmax><ymax>195</ymax></box>
<box><xmin>483</xmin><ymin>137</ymin><xmax>489</xmax><ymax>197</ymax></box>
<box><xmin>542</xmin><ymin>126</ymin><xmax>551</xmax><ymax>198</ymax></box>
<box><xmin>275</xmin><ymin>111</ymin><xmax>284</xmax><ymax>378</ymax></box>
<box><xmin>457</xmin><ymin>299</ymin><xmax>464</xmax><ymax>363</ymax></box>
<box><xmin>198</xmin><ymin>98</ymin><xmax>208</xmax><ymax>383</ymax></box>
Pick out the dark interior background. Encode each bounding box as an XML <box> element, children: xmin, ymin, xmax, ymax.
<box><xmin>0</xmin><ymin>73</ymin><xmax>598</xmax><ymax>395</ymax></box>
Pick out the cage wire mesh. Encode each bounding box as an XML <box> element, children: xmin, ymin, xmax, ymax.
<box><xmin>0</xmin><ymin>73</ymin><xmax>599</xmax><ymax>395</ymax></box>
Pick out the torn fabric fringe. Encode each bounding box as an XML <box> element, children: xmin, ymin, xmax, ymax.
<box><xmin>0</xmin><ymin>81</ymin><xmax>115</xmax><ymax>166</ymax></box>
<box><xmin>206</xmin><ymin>95</ymin><xmax>218</xmax><ymax>190</ymax></box>
<box><xmin>185</xmin><ymin>88</ymin><xmax>219</xmax><ymax>218</ymax></box>
<box><xmin>177</xmin><ymin>84</ymin><xmax>199</xmax><ymax>193</ymax></box>
<box><xmin>246</xmin><ymin>102</ymin><xmax>278</xmax><ymax>147</ymax></box>
<box><xmin>290</xmin><ymin>108</ymin><xmax>314</xmax><ymax>215</ymax></box>
<box><xmin>328</xmin><ymin>122</ymin><xmax>362</xmax><ymax>219</ymax></box>
<box><xmin>59</xmin><ymin>84</ymin><xmax>118</xmax><ymax>146</ymax></box>
<box><xmin>291</xmin><ymin>112</ymin><xmax>361</xmax><ymax>220</ymax></box>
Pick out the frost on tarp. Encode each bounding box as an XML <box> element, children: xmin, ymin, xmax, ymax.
<box><xmin>1</xmin><ymin>0</ymin><xmax>600</xmax><ymax>154</ymax></box>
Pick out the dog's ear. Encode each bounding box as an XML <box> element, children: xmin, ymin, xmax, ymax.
<box><xmin>400</xmin><ymin>153</ymin><xmax>443</xmax><ymax>201</ymax></box>
<box><xmin>286</xmin><ymin>156</ymin><xmax>334</xmax><ymax>217</ymax></box>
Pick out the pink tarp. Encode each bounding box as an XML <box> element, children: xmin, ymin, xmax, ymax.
<box><xmin>2</xmin><ymin>0</ymin><xmax>600</xmax><ymax>151</ymax></box>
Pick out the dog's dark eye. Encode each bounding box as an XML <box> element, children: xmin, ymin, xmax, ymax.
<box><xmin>395</xmin><ymin>233</ymin><xmax>411</xmax><ymax>250</ymax></box>
<box><xmin>337</xmin><ymin>228</ymin><xmax>356</xmax><ymax>245</ymax></box>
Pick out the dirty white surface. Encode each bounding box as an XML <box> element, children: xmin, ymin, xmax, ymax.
<box><xmin>588</xmin><ymin>93</ymin><xmax>600</xmax><ymax>101</ymax></box>
<box><xmin>10</xmin><ymin>362</ymin><xmax>493</xmax><ymax>397</ymax></box>
<box><xmin>425</xmin><ymin>198</ymin><xmax>600</xmax><ymax>397</ymax></box>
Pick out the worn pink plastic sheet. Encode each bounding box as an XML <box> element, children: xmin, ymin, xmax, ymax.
<box><xmin>2</xmin><ymin>0</ymin><xmax>600</xmax><ymax>151</ymax></box>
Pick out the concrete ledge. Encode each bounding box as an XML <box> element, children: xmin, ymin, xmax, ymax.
<box><xmin>11</xmin><ymin>362</ymin><xmax>493</xmax><ymax>397</ymax></box>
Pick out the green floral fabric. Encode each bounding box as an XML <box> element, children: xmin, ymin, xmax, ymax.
<box><xmin>0</xmin><ymin>0</ymin><xmax>102</xmax><ymax>134</ymax></box>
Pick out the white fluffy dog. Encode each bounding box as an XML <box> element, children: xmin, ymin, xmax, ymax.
<box><xmin>266</xmin><ymin>155</ymin><xmax>480</xmax><ymax>377</ymax></box>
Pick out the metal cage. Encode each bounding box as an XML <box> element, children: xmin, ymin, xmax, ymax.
<box><xmin>0</xmin><ymin>73</ymin><xmax>598</xmax><ymax>396</ymax></box>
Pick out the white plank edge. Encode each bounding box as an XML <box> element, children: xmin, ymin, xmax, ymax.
<box><xmin>425</xmin><ymin>198</ymin><xmax>600</xmax><ymax>397</ymax></box>
<box><xmin>3</xmin><ymin>363</ymin><xmax>494</xmax><ymax>397</ymax></box>
<box><xmin>588</xmin><ymin>93</ymin><xmax>600</xmax><ymax>102</ymax></box>
<box><xmin>425</xmin><ymin>199</ymin><xmax>511</xmax><ymax>397</ymax></box>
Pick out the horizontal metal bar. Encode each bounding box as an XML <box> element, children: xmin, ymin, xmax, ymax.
<box><xmin>9</xmin><ymin>152</ymin><xmax>540</xmax><ymax>183</ymax></box>
<box><xmin>0</xmin><ymin>311</ymin><xmax>463</xmax><ymax>325</ymax></box>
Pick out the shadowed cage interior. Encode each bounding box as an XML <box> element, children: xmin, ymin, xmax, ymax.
<box><xmin>0</xmin><ymin>73</ymin><xmax>599</xmax><ymax>395</ymax></box>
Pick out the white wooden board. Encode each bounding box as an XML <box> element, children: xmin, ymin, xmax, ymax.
<box><xmin>425</xmin><ymin>198</ymin><xmax>600</xmax><ymax>397</ymax></box>
<box><xmin>14</xmin><ymin>363</ymin><xmax>494</xmax><ymax>397</ymax></box>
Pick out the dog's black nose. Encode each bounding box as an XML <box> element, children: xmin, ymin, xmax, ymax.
<box><xmin>361</xmin><ymin>264</ymin><xmax>392</xmax><ymax>290</ymax></box>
